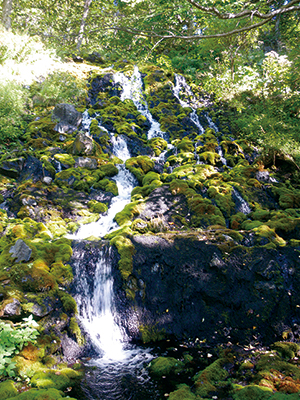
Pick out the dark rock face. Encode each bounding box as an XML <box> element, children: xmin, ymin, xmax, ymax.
<box><xmin>52</xmin><ymin>103</ymin><xmax>82</xmax><ymax>134</ymax></box>
<box><xmin>0</xmin><ymin>157</ymin><xmax>25</xmax><ymax>178</ymax></box>
<box><xmin>121</xmin><ymin>235</ymin><xmax>300</xmax><ymax>345</ymax></box>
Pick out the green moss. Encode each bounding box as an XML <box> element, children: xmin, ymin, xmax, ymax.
<box><xmin>53</xmin><ymin>153</ymin><xmax>75</xmax><ymax>167</ymax></box>
<box><xmin>253</xmin><ymin>224</ymin><xmax>286</xmax><ymax>247</ymax></box>
<box><xmin>232</xmin><ymin>385</ymin><xmax>273</xmax><ymax>400</ymax></box>
<box><xmin>148</xmin><ymin>137</ymin><xmax>167</xmax><ymax>156</ymax></box>
<box><xmin>109</xmin><ymin>235</ymin><xmax>135</xmax><ymax>280</ymax></box>
<box><xmin>50</xmin><ymin>262</ymin><xmax>73</xmax><ymax>285</ymax></box>
<box><xmin>142</xmin><ymin>171</ymin><xmax>161</xmax><ymax>186</ymax></box>
<box><xmin>8</xmin><ymin>388</ymin><xmax>77</xmax><ymax>400</ymax></box>
<box><xmin>125</xmin><ymin>156</ymin><xmax>154</xmax><ymax>184</ymax></box>
<box><xmin>194</xmin><ymin>357</ymin><xmax>229</xmax><ymax>398</ymax></box>
<box><xmin>0</xmin><ymin>380</ymin><xmax>18</xmax><ymax>399</ymax></box>
<box><xmin>198</xmin><ymin>151</ymin><xmax>220</xmax><ymax>165</ymax></box>
<box><xmin>131</xmin><ymin>218</ymin><xmax>148</xmax><ymax>233</ymax></box>
<box><xmin>69</xmin><ymin>317</ymin><xmax>85</xmax><ymax>346</ymax></box>
<box><xmin>168</xmin><ymin>384</ymin><xmax>196</xmax><ymax>400</ymax></box>
<box><xmin>87</xmin><ymin>200</ymin><xmax>108</xmax><ymax>214</ymax></box>
<box><xmin>177</xmin><ymin>138</ymin><xmax>194</xmax><ymax>153</ymax></box>
<box><xmin>99</xmin><ymin>163</ymin><xmax>118</xmax><ymax>177</ymax></box>
<box><xmin>272</xmin><ymin>342</ymin><xmax>299</xmax><ymax>360</ymax></box>
<box><xmin>31</xmin><ymin>368</ymin><xmax>81</xmax><ymax>391</ymax></box>
<box><xmin>93</xmin><ymin>178</ymin><xmax>118</xmax><ymax>195</ymax></box>
<box><xmin>149</xmin><ymin>356</ymin><xmax>184</xmax><ymax>377</ymax></box>
<box><xmin>58</xmin><ymin>291</ymin><xmax>77</xmax><ymax>314</ymax></box>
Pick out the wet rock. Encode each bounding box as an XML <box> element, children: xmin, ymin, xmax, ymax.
<box><xmin>117</xmin><ymin>235</ymin><xmax>300</xmax><ymax>345</ymax></box>
<box><xmin>61</xmin><ymin>333</ymin><xmax>83</xmax><ymax>361</ymax></box>
<box><xmin>256</xmin><ymin>170</ymin><xmax>270</xmax><ymax>182</ymax></box>
<box><xmin>0</xmin><ymin>157</ymin><xmax>25</xmax><ymax>178</ymax></box>
<box><xmin>2</xmin><ymin>298</ymin><xmax>21</xmax><ymax>317</ymax></box>
<box><xmin>43</xmin><ymin>176</ymin><xmax>53</xmax><ymax>185</ymax></box>
<box><xmin>71</xmin><ymin>132</ymin><xmax>94</xmax><ymax>155</ymax></box>
<box><xmin>52</xmin><ymin>103</ymin><xmax>82</xmax><ymax>134</ymax></box>
<box><xmin>31</xmin><ymin>297</ymin><xmax>56</xmax><ymax>317</ymax></box>
<box><xmin>9</xmin><ymin>239</ymin><xmax>32</xmax><ymax>263</ymax></box>
<box><xmin>74</xmin><ymin>157</ymin><xmax>97</xmax><ymax>169</ymax></box>
<box><xmin>19</xmin><ymin>156</ymin><xmax>46</xmax><ymax>183</ymax></box>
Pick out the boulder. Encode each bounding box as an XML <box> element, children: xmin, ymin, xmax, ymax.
<box><xmin>2</xmin><ymin>298</ymin><xmax>21</xmax><ymax>317</ymax></box>
<box><xmin>0</xmin><ymin>157</ymin><xmax>25</xmax><ymax>179</ymax></box>
<box><xmin>9</xmin><ymin>239</ymin><xmax>32</xmax><ymax>263</ymax></box>
<box><xmin>52</xmin><ymin>103</ymin><xmax>82</xmax><ymax>134</ymax></box>
<box><xmin>71</xmin><ymin>132</ymin><xmax>95</xmax><ymax>156</ymax></box>
<box><xmin>74</xmin><ymin>157</ymin><xmax>97</xmax><ymax>169</ymax></box>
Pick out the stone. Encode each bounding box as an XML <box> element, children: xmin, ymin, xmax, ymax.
<box><xmin>43</xmin><ymin>176</ymin><xmax>53</xmax><ymax>185</ymax></box>
<box><xmin>71</xmin><ymin>132</ymin><xmax>94</xmax><ymax>155</ymax></box>
<box><xmin>3</xmin><ymin>298</ymin><xmax>21</xmax><ymax>317</ymax></box>
<box><xmin>9</xmin><ymin>239</ymin><xmax>32</xmax><ymax>263</ymax></box>
<box><xmin>52</xmin><ymin>103</ymin><xmax>82</xmax><ymax>134</ymax></box>
<box><xmin>0</xmin><ymin>157</ymin><xmax>25</xmax><ymax>179</ymax></box>
<box><xmin>74</xmin><ymin>157</ymin><xmax>97</xmax><ymax>169</ymax></box>
<box><xmin>256</xmin><ymin>170</ymin><xmax>270</xmax><ymax>182</ymax></box>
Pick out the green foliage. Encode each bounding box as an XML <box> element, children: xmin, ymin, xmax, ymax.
<box><xmin>0</xmin><ymin>316</ymin><xmax>39</xmax><ymax>377</ymax></box>
<box><xmin>30</xmin><ymin>71</ymin><xmax>86</xmax><ymax>107</ymax></box>
<box><xmin>0</xmin><ymin>81</ymin><xmax>27</xmax><ymax>144</ymax></box>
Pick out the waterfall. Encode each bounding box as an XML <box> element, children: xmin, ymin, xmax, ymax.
<box><xmin>72</xmin><ymin>245</ymin><xmax>127</xmax><ymax>361</ymax></box>
<box><xmin>114</xmin><ymin>66</ymin><xmax>167</xmax><ymax>140</ymax></box>
<box><xmin>173</xmin><ymin>74</ymin><xmax>204</xmax><ymax>135</ymax></box>
<box><xmin>232</xmin><ymin>187</ymin><xmax>251</xmax><ymax>215</ymax></box>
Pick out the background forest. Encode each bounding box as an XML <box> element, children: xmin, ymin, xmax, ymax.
<box><xmin>1</xmin><ymin>1</ymin><xmax>300</xmax><ymax>400</ymax></box>
<box><xmin>0</xmin><ymin>0</ymin><xmax>300</xmax><ymax>162</ymax></box>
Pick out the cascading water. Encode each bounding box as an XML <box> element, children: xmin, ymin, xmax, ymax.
<box><xmin>173</xmin><ymin>74</ymin><xmax>204</xmax><ymax>135</ymax></box>
<box><xmin>114</xmin><ymin>66</ymin><xmax>167</xmax><ymax>140</ymax></box>
<box><xmin>69</xmin><ymin>67</ymin><xmax>171</xmax><ymax>399</ymax></box>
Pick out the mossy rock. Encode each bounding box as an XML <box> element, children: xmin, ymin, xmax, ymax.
<box><xmin>53</xmin><ymin>154</ymin><xmax>75</xmax><ymax>168</ymax></box>
<box><xmin>232</xmin><ymin>385</ymin><xmax>273</xmax><ymax>400</ymax></box>
<box><xmin>147</xmin><ymin>137</ymin><xmax>167</xmax><ymax>156</ymax></box>
<box><xmin>149</xmin><ymin>356</ymin><xmax>184</xmax><ymax>378</ymax></box>
<box><xmin>93</xmin><ymin>178</ymin><xmax>118</xmax><ymax>195</ymax></box>
<box><xmin>0</xmin><ymin>380</ymin><xmax>18</xmax><ymax>399</ymax></box>
<box><xmin>87</xmin><ymin>200</ymin><xmax>108</xmax><ymax>214</ymax></box>
<box><xmin>125</xmin><ymin>156</ymin><xmax>154</xmax><ymax>184</ymax></box>
<box><xmin>109</xmin><ymin>235</ymin><xmax>135</xmax><ymax>280</ymax></box>
<box><xmin>194</xmin><ymin>358</ymin><xmax>229</xmax><ymax>398</ymax></box>
<box><xmin>272</xmin><ymin>342</ymin><xmax>299</xmax><ymax>360</ymax></box>
<box><xmin>31</xmin><ymin>368</ymin><xmax>81</xmax><ymax>391</ymax></box>
<box><xmin>168</xmin><ymin>384</ymin><xmax>196</xmax><ymax>400</ymax></box>
<box><xmin>198</xmin><ymin>151</ymin><xmax>220</xmax><ymax>165</ymax></box>
<box><xmin>8</xmin><ymin>388</ymin><xmax>77</xmax><ymax>400</ymax></box>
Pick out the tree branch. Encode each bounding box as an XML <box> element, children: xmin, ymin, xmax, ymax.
<box><xmin>185</xmin><ymin>0</ymin><xmax>300</xmax><ymax>21</ymax></box>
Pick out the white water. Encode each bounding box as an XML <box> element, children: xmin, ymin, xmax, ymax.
<box><xmin>114</xmin><ymin>66</ymin><xmax>167</xmax><ymax>140</ymax></box>
<box><xmin>232</xmin><ymin>187</ymin><xmax>251</xmax><ymax>215</ymax></box>
<box><xmin>71</xmin><ymin>68</ymin><xmax>162</xmax><ymax>365</ymax></box>
<box><xmin>73</xmin><ymin>247</ymin><xmax>128</xmax><ymax>361</ymax></box>
<box><xmin>173</xmin><ymin>74</ymin><xmax>204</xmax><ymax>135</ymax></box>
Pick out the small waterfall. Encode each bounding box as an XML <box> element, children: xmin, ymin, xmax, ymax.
<box><xmin>73</xmin><ymin>245</ymin><xmax>126</xmax><ymax>361</ymax></box>
<box><xmin>232</xmin><ymin>187</ymin><xmax>251</xmax><ymax>215</ymax></box>
<box><xmin>173</xmin><ymin>74</ymin><xmax>204</xmax><ymax>135</ymax></box>
<box><xmin>114</xmin><ymin>66</ymin><xmax>166</xmax><ymax>140</ymax></box>
<box><xmin>68</xmin><ymin>129</ymin><xmax>137</xmax><ymax>240</ymax></box>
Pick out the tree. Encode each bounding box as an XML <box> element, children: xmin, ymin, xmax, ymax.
<box><xmin>112</xmin><ymin>0</ymin><xmax>300</xmax><ymax>41</ymax></box>
<box><xmin>76</xmin><ymin>0</ymin><xmax>93</xmax><ymax>50</ymax></box>
<box><xmin>1</xmin><ymin>0</ymin><xmax>13</xmax><ymax>29</ymax></box>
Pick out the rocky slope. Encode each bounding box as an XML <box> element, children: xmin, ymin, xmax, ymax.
<box><xmin>1</xmin><ymin>61</ymin><xmax>300</xmax><ymax>399</ymax></box>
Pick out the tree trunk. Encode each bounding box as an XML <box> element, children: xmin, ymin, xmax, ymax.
<box><xmin>1</xmin><ymin>0</ymin><xmax>13</xmax><ymax>30</ymax></box>
<box><xmin>76</xmin><ymin>0</ymin><xmax>92</xmax><ymax>51</ymax></box>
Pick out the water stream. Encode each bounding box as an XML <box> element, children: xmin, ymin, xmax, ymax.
<box><xmin>70</xmin><ymin>67</ymin><xmax>170</xmax><ymax>399</ymax></box>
